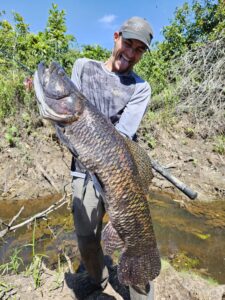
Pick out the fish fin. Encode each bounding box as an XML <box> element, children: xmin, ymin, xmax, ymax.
<box><xmin>102</xmin><ymin>221</ymin><xmax>124</xmax><ymax>255</ymax></box>
<box><xmin>54</xmin><ymin>124</ymin><xmax>79</xmax><ymax>157</ymax></box>
<box><xmin>117</xmin><ymin>250</ymin><xmax>161</xmax><ymax>286</ymax></box>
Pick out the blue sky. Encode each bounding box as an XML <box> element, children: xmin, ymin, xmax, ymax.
<box><xmin>1</xmin><ymin>0</ymin><xmax>192</xmax><ymax>50</ymax></box>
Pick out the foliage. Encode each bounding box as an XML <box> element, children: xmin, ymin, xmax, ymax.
<box><xmin>170</xmin><ymin>251</ymin><xmax>200</xmax><ymax>271</ymax></box>
<box><xmin>0</xmin><ymin>4</ymin><xmax>76</xmax><ymax>72</ymax></box>
<box><xmin>136</xmin><ymin>0</ymin><xmax>225</xmax><ymax>99</ymax></box>
<box><xmin>160</xmin><ymin>0</ymin><xmax>225</xmax><ymax>60</ymax></box>
<box><xmin>0</xmin><ymin>4</ymin><xmax>110</xmax><ymax>120</ymax></box>
<box><xmin>136</xmin><ymin>0</ymin><xmax>225</xmax><ymax>137</ymax></box>
<box><xmin>5</xmin><ymin>125</ymin><xmax>19</xmax><ymax>147</ymax></box>
<box><xmin>135</xmin><ymin>50</ymin><xmax>170</xmax><ymax>96</ymax></box>
<box><xmin>24</xmin><ymin>219</ymin><xmax>47</xmax><ymax>289</ymax></box>
<box><xmin>0</xmin><ymin>248</ymin><xmax>23</xmax><ymax>275</ymax></box>
<box><xmin>169</xmin><ymin>36</ymin><xmax>224</xmax><ymax>135</ymax></box>
<box><xmin>0</xmin><ymin>281</ymin><xmax>15</xmax><ymax>298</ymax></box>
<box><xmin>25</xmin><ymin>255</ymin><xmax>43</xmax><ymax>289</ymax></box>
<box><xmin>184</xmin><ymin>127</ymin><xmax>195</xmax><ymax>138</ymax></box>
<box><xmin>213</xmin><ymin>135</ymin><xmax>225</xmax><ymax>154</ymax></box>
<box><xmin>0</xmin><ymin>0</ymin><xmax>224</xmax><ymax>133</ymax></box>
<box><xmin>0</xmin><ymin>69</ymin><xmax>35</xmax><ymax>118</ymax></box>
<box><xmin>0</xmin><ymin>73</ymin><xmax>16</xmax><ymax>118</ymax></box>
<box><xmin>50</xmin><ymin>255</ymin><xmax>64</xmax><ymax>291</ymax></box>
<box><xmin>79</xmin><ymin>44</ymin><xmax>110</xmax><ymax>61</ymax></box>
<box><xmin>43</xmin><ymin>4</ymin><xmax>75</xmax><ymax>67</ymax></box>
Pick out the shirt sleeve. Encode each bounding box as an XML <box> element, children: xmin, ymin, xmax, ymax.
<box><xmin>115</xmin><ymin>80</ymin><xmax>151</xmax><ymax>139</ymax></box>
<box><xmin>71</xmin><ymin>58</ymin><xmax>88</xmax><ymax>91</ymax></box>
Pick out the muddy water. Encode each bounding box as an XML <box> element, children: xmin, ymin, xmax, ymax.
<box><xmin>0</xmin><ymin>192</ymin><xmax>224</xmax><ymax>283</ymax></box>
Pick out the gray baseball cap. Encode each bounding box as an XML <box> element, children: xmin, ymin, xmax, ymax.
<box><xmin>119</xmin><ymin>16</ymin><xmax>153</xmax><ymax>49</ymax></box>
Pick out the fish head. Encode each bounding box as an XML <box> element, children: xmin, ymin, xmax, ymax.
<box><xmin>34</xmin><ymin>61</ymin><xmax>84</xmax><ymax>123</ymax></box>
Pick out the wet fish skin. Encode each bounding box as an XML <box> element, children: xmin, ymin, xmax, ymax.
<box><xmin>125</xmin><ymin>138</ymin><xmax>154</xmax><ymax>194</ymax></box>
<box><xmin>34</xmin><ymin>62</ymin><xmax>85</xmax><ymax>122</ymax></box>
<box><xmin>34</xmin><ymin>62</ymin><xmax>161</xmax><ymax>286</ymax></box>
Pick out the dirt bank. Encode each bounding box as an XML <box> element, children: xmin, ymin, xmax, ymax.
<box><xmin>0</xmin><ymin>116</ymin><xmax>225</xmax><ymax>299</ymax></box>
<box><xmin>0</xmin><ymin>119</ymin><xmax>72</xmax><ymax>201</ymax></box>
<box><xmin>1</xmin><ymin>261</ymin><xmax>225</xmax><ymax>300</ymax></box>
<box><xmin>139</xmin><ymin>117</ymin><xmax>225</xmax><ymax>202</ymax></box>
<box><xmin>0</xmin><ymin>116</ymin><xmax>224</xmax><ymax>203</ymax></box>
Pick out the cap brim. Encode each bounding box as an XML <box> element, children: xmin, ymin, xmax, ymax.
<box><xmin>121</xmin><ymin>31</ymin><xmax>151</xmax><ymax>50</ymax></box>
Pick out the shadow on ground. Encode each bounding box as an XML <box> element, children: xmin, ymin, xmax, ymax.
<box><xmin>65</xmin><ymin>257</ymin><xmax>130</xmax><ymax>300</ymax></box>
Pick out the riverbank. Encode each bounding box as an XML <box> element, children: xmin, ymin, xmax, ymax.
<box><xmin>1</xmin><ymin>260</ymin><xmax>224</xmax><ymax>300</ymax></box>
<box><xmin>0</xmin><ymin>115</ymin><xmax>224</xmax><ymax>202</ymax></box>
<box><xmin>0</xmin><ymin>116</ymin><xmax>225</xmax><ymax>299</ymax></box>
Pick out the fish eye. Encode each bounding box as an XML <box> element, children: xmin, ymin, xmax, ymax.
<box><xmin>58</xmin><ymin>68</ymin><xmax>65</xmax><ymax>76</ymax></box>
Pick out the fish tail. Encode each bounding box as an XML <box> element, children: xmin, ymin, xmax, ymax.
<box><xmin>117</xmin><ymin>249</ymin><xmax>161</xmax><ymax>286</ymax></box>
<box><xmin>102</xmin><ymin>221</ymin><xmax>124</xmax><ymax>255</ymax></box>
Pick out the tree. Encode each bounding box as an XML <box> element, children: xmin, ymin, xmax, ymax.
<box><xmin>79</xmin><ymin>45</ymin><xmax>110</xmax><ymax>61</ymax></box>
<box><xmin>44</xmin><ymin>3</ymin><xmax>75</xmax><ymax>66</ymax></box>
<box><xmin>160</xmin><ymin>0</ymin><xmax>225</xmax><ymax>60</ymax></box>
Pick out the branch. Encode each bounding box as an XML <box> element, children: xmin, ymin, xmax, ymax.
<box><xmin>0</xmin><ymin>192</ymin><xmax>71</xmax><ymax>238</ymax></box>
<box><xmin>0</xmin><ymin>206</ymin><xmax>24</xmax><ymax>238</ymax></box>
<box><xmin>36</xmin><ymin>161</ymin><xmax>60</xmax><ymax>193</ymax></box>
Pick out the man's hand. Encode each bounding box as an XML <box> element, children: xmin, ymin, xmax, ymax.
<box><xmin>23</xmin><ymin>76</ymin><xmax>33</xmax><ymax>92</ymax></box>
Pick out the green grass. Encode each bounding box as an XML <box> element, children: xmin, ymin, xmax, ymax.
<box><xmin>24</xmin><ymin>219</ymin><xmax>48</xmax><ymax>289</ymax></box>
<box><xmin>4</xmin><ymin>125</ymin><xmax>19</xmax><ymax>147</ymax></box>
<box><xmin>0</xmin><ymin>248</ymin><xmax>23</xmax><ymax>275</ymax></box>
<box><xmin>213</xmin><ymin>135</ymin><xmax>225</xmax><ymax>155</ymax></box>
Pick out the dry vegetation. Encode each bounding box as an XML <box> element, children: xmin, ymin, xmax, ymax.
<box><xmin>173</xmin><ymin>37</ymin><xmax>225</xmax><ymax>136</ymax></box>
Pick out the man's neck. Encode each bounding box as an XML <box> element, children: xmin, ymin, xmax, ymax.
<box><xmin>104</xmin><ymin>58</ymin><xmax>132</xmax><ymax>76</ymax></box>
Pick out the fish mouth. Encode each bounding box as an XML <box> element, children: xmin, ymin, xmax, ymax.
<box><xmin>34</xmin><ymin>62</ymin><xmax>77</xmax><ymax>122</ymax></box>
<box><xmin>37</xmin><ymin>61</ymin><xmax>46</xmax><ymax>86</ymax></box>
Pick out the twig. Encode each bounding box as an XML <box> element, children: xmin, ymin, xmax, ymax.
<box><xmin>170</xmin><ymin>37</ymin><xmax>225</xmax><ymax>136</ymax></box>
<box><xmin>62</xmin><ymin>250</ymin><xmax>74</xmax><ymax>273</ymax></box>
<box><xmin>36</xmin><ymin>161</ymin><xmax>60</xmax><ymax>193</ymax></box>
<box><xmin>0</xmin><ymin>206</ymin><xmax>24</xmax><ymax>238</ymax></box>
<box><xmin>0</xmin><ymin>193</ymin><xmax>71</xmax><ymax>238</ymax></box>
<box><xmin>8</xmin><ymin>206</ymin><xmax>25</xmax><ymax>227</ymax></box>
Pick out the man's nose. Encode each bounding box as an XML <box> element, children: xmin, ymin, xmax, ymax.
<box><xmin>125</xmin><ymin>47</ymin><xmax>135</xmax><ymax>59</ymax></box>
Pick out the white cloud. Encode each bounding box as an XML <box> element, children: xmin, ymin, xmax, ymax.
<box><xmin>98</xmin><ymin>14</ymin><xmax>117</xmax><ymax>25</ymax></box>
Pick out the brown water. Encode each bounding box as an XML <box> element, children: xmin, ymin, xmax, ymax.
<box><xmin>0</xmin><ymin>192</ymin><xmax>224</xmax><ymax>283</ymax></box>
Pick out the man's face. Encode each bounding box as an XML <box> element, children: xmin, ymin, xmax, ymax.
<box><xmin>111</xmin><ymin>32</ymin><xmax>147</xmax><ymax>74</ymax></box>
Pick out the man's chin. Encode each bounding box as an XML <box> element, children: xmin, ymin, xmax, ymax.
<box><xmin>115</xmin><ymin>64</ymin><xmax>132</xmax><ymax>74</ymax></box>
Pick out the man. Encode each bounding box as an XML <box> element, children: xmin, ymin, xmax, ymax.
<box><xmin>71</xmin><ymin>16</ymin><xmax>154</xmax><ymax>299</ymax></box>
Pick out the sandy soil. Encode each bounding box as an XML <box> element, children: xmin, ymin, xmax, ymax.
<box><xmin>0</xmin><ymin>117</ymin><xmax>225</xmax><ymax>300</ymax></box>
<box><xmin>1</xmin><ymin>117</ymin><xmax>224</xmax><ymax>203</ymax></box>
<box><xmin>0</xmin><ymin>261</ymin><xmax>224</xmax><ymax>300</ymax></box>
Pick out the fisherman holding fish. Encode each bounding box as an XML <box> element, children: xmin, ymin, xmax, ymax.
<box><xmin>70</xmin><ymin>17</ymin><xmax>158</xmax><ymax>299</ymax></box>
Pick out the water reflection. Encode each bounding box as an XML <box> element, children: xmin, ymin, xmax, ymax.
<box><xmin>0</xmin><ymin>192</ymin><xmax>224</xmax><ymax>283</ymax></box>
<box><xmin>149</xmin><ymin>191</ymin><xmax>225</xmax><ymax>283</ymax></box>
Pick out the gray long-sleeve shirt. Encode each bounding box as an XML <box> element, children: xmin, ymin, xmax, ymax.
<box><xmin>71</xmin><ymin>58</ymin><xmax>151</xmax><ymax>139</ymax></box>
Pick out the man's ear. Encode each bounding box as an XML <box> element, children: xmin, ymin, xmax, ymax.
<box><xmin>113</xmin><ymin>31</ymin><xmax>120</xmax><ymax>42</ymax></box>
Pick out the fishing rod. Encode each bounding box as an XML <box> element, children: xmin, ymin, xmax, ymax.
<box><xmin>0</xmin><ymin>48</ymin><xmax>34</xmax><ymax>75</ymax></box>
<box><xmin>150</xmin><ymin>159</ymin><xmax>197</xmax><ymax>199</ymax></box>
<box><xmin>1</xmin><ymin>51</ymin><xmax>197</xmax><ymax>199</ymax></box>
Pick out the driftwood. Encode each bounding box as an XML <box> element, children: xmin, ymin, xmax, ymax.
<box><xmin>36</xmin><ymin>161</ymin><xmax>60</xmax><ymax>193</ymax></box>
<box><xmin>0</xmin><ymin>206</ymin><xmax>24</xmax><ymax>238</ymax></box>
<box><xmin>0</xmin><ymin>192</ymin><xmax>71</xmax><ymax>238</ymax></box>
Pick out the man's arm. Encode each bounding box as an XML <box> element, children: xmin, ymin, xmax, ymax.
<box><xmin>115</xmin><ymin>81</ymin><xmax>151</xmax><ymax>139</ymax></box>
<box><xmin>71</xmin><ymin>58</ymin><xmax>89</xmax><ymax>90</ymax></box>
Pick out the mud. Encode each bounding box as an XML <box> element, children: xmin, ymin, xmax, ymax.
<box><xmin>0</xmin><ymin>116</ymin><xmax>225</xmax><ymax>299</ymax></box>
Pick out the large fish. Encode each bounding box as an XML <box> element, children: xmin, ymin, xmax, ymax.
<box><xmin>34</xmin><ymin>62</ymin><xmax>161</xmax><ymax>287</ymax></box>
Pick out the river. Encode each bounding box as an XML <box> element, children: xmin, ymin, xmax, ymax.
<box><xmin>0</xmin><ymin>191</ymin><xmax>224</xmax><ymax>283</ymax></box>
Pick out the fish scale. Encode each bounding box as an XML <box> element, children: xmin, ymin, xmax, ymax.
<box><xmin>60</xmin><ymin>100</ymin><xmax>161</xmax><ymax>285</ymax></box>
<box><xmin>34</xmin><ymin>61</ymin><xmax>161</xmax><ymax>288</ymax></box>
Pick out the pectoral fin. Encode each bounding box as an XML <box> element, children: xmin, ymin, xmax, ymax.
<box><xmin>102</xmin><ymin>221</ymin><xmax>124</xmax><ymax>255</ymax></box>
